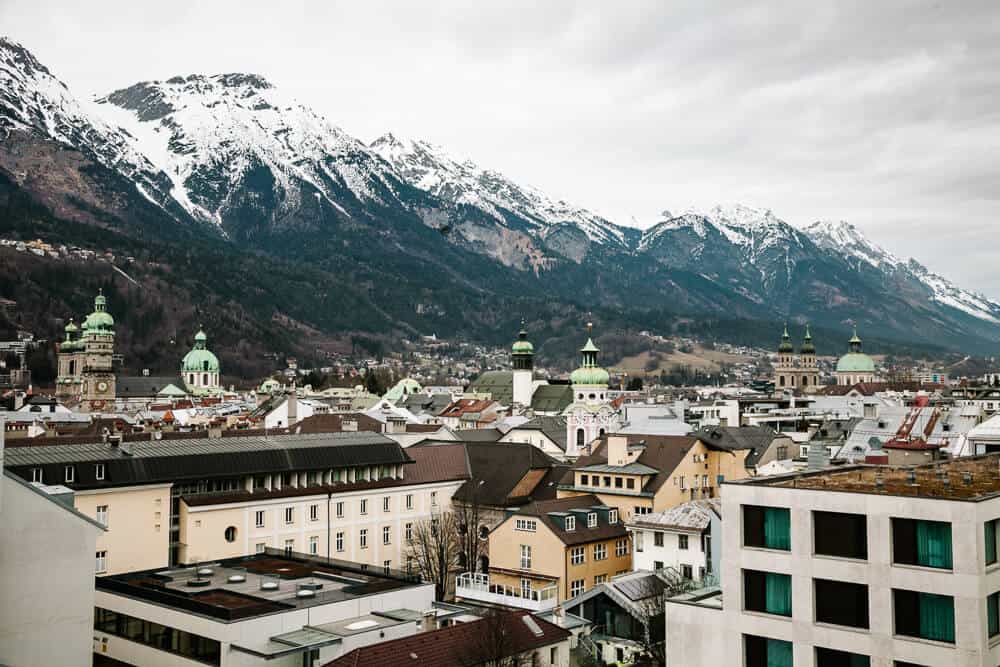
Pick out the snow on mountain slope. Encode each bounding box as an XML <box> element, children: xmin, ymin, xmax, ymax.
<box><xmin>806</xmin><ymin>220</ymin><xmax>1000</xmax><ymax>324</ymax></box>
<box><xmin>370</xmin><ymin>133</ymin><xmax>633</xmax><ymax>248</ymax></box>
<box><xmin>93</xmin><ymin>73</ymin><xmax>405</xmax><ymax>227</ymax></box>
<box><xmin>0</xmin><ymin>36</ymin><xmax>177</xmax><ymax>209</ymax></box>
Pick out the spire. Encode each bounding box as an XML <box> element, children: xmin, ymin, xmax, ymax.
<box><xmin>511</xmin><ymin>318</ymin><xmax>534</xmax><ymax>370</ymax></box>
<box><xmin>778</xmin><ymin>322</ymin><xmax>794</xmax><ymax>353</ymax></box>
<box><xmin>800</xmin><ymin>324</ymin><xmax>815</xmax><ymax>354</ymax></box>
<box><xmin>849</xmin><ymin>325</ymin><xmax>862</xmax><ymax>352</ymax></box>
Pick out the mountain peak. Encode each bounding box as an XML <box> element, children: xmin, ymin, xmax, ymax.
<box><xmin>0</xmin><ymin>36</ymin><xmax>53</xmax><ymax>80</ymax></box>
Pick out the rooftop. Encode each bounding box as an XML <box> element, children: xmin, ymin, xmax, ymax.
<box><xmin>627</xmin><ymin>497</ymin><xmax>721</xmax><ymax>532</ymax></box>
<box><xmin>735</xmin><ymin>452</ymin><xmax>1000</xmax><ymax>501</ymax></box>
<box><xmin>97</xmin><ymin>550</ymin><xmax>426</xmax><ymax>623</ymax></box>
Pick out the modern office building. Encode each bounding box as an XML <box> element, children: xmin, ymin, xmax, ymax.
<box><xmin>666</xmin><ymin>454</ymin><xmax>1000</xmax><ymax>667</ymax></box>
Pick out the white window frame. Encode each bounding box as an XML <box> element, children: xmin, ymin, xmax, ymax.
<box><xmin>678</xmin><ymin>534</ymin><xmax>689</xmax><ymax>550</ymax></box>
<box><xmin>383</xmin><ymin>525</ymin><xmax>391</xmax><ymax>545</ymax></box>
<box><xmin>360</xmin><ymin>499</ymin><xmax>368</xmax><ymax>515</ymax></box>
<box><xmin>309</xmin><ymin>504</ymin><xmax>319</xmax><ymax>521</ymax></box>
<box><xmin>609</xmin><ymin>509</ymin><xmax>618</xmax><ymax>525</ymax></box>
<box><xmin>284</xmin><ymin>507</ymin><xmax>294</xmax><ymax>524</ymax></box>
<box><xmin>515</xmin><ymin>518</ymin><xmax>538</xmax><ymax>532</ymax></box>
<box><xmin>405</xmin><ymin>522</ymin><xmax>413</xmax><ymax>542</ymax></box>
<box><xmin>96</xmin><ymin>505</ymin><xmax>109</xmax><ymax>526</ymax></box>
<box><xmin>520</xmin><ymin>544</ymin><xmax>532</xmax><ymax>569</ymax></box>
<box><xmin>255</xmin><ymin>510</ymin><xmax>265</xmax><ymax>528</ymax></box>
<box><xmin>594</xmin><ymin>543</ymin><xmax>607</xmax><ymax>561</ymax></box>
<box><xmin>95</xmin><ymin>463</ymin><xmax>105</xmax><ymax>481</ymax></box>
<box><xmin>571</xmin><ymin>546</ymin><xmax>585</xmax><ymax>565</ymax></box>
<box><xmin>95</xmin><ymin>550</ymin><xmax>108</xmax><ymax>574</ymax></box>
<box><xmin>615</xmin><ymin>538</ymin><xmax>628</xmax><ymax>557</ymax></box>
<box><xmin>383</xmin><ymin>496</ymin><xmax>390</xmax><ymax>512</ymax></box>
<box><xmin>431</xmin><ymin>491</ymin><xmax>438</xmax><ymax>506</ymax></box>
<box><xmin>565</xmin><ymin>516</ymin><xmax>576</xmax><ymax>532</ymax></box>
<box><xmin>587</xmin><ymin>512</ymin><xmax>597</xmax><ymax>528</ymax></box>
<box><xmin>360</xmin><ymin>529</ymin><xmax>368</xmax><ymax>549</ymax></box>
<box><xmin>309</xmin><ymin>536</ymin><xmax>319</xmax><ymax>555</ymax></box>
<box><xmin>336</xmin><ymin>501</ymin><xmax>344</xmax><ymax>518</ymax></box>
<box><xmin>336</xmin><ymin>532</ymin><xmax>344</xmax><ymax>552</ymax></box>
<box><xmin>284</xmin><ymin>538</ymin><xmax>295</xmax><ymax>552</ymax></box>
<box><xmin>31</xmin><ymin>467</ymin><xmax>42</xmax><ymax>483</ymax></box>
<box><xmin>64</xmin><ymin>465</ymin><xmax>75</xmax><ymax>483</ymax></box>
<box><xmin>570</xmin><ymin>579</ymin><xmax>585</xmax><ymax>597</ymax></box>
<box><xmin>255</xmin><ymin>542</ymin><xmax>266</xmax><ymax>554</ymax></box>
<box><xmin>405</xmin><ymin>494</ymin><xmax>413</xmax><ymax>510</ymax></box>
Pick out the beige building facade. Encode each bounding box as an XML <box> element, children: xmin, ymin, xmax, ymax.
<box><xmin>75</xmin><ymin>483</ymin><xmax>172</xmax><ymax>575</ymax></box>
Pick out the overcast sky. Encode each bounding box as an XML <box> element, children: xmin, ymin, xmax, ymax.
<box><xmin>4</xmin><ymin>1</ymin><xmax>999</xmax><ymax>295</ymax></box>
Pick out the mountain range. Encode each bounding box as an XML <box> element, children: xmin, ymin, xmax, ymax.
<box><xmin>1</xmin><ymin>35</ymin><xmax>998</xmax><ymax>371</ymax></box>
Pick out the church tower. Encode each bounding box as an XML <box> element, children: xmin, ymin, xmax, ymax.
<box><xmin>182</xmin><ymin>328</ymin><xmax>221</xmax><ymax>395</ymax></box>
<box><xmin>511</xmin><ymin>321</ymin><xmax>534</xmax><ymax>408</ymax></box>
<box><xmin>563</xmin><ymin>323</ymin><xmax>620</xmax><ymax>459</ymax></box>
<box><xmin>80</xmin><ymin>290</ymin><xmax>116</xmax><ymax>411</ymax></box>
<box><xmin>773</xmin><ymin>324</ymin><xmax>796</xmax><ymax>391</ymax></box>
<box><xmin>799</xmin><ymin>325</ymin><xmax>819</xmax><ymax>390</ymax></box>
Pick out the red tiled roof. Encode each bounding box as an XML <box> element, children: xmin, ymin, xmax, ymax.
<box><xmin>440</xmin><ymin>398</ymin><xmax>496</xmax><ymax>418</ymax></box>
<box><xmin>323</xmin><ymin>610</ymin><xmax>570</xmax><ymax>667</ymax></box>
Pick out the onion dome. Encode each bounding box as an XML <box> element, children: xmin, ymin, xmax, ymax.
<box><xmin>778</xmin><ymin>324</ymin><xmax>793</xmax><ymax>353</ymax></box>
<box><xmin>181</xmin><ymin>328</ymin><xmax>220</xmax><ymax>373</ymax></box>
<box><xmin>800</xmin><ymin>325</ymin><xmax>815</xmax><ymax>354</ymax></box>
<box><xmin>82</xmin><ymin>290</ymin><xmax>115</xmax><ymax>334</ymax></box>
<box><xmin>570</xmin><ymin>327</ymin><xmax>610</xmax><ymax>386</ymax></box>
<box><xmin>511</xmin><ymin>323</ymin><xmax>534</xmax><ymax>355</ymax></box>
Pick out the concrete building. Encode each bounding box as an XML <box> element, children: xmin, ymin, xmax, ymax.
<box><xmin>93</xmin><ymin>551</ymin><xmax>436</xmax><ymax>666</ymax></box>
<box><xmin>0</xmin><ymin>465</ymin><xmax>104</xmax><ymax>666</ymax></box>
<box><xmin>666</xmin><ymin>455</ymin><xmax>1000</xmax><ymax>666</ymax></box>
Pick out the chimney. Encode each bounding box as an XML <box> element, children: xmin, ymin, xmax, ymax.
<box><xmin>607</xmin><ymin>435</ymin><xmax>628</xmax><ymax>466</ymax></box>
<box><xmin>286</xmin><ymin>392</ymin><xmax>298</xmax><ymax>427</ymax></box>
<box><xmin>420</xmin><ymin>610</ymin><xmax>437</xmax><ymax>633</ymax></box>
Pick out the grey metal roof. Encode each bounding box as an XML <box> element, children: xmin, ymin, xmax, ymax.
<box><xmin>576</xmin><ymin>462</ymin><xmax>660</xmax><ymax>475</ymax></box>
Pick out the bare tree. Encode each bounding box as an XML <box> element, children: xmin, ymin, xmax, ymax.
<box><xmin>454</xmin><ymin>482</ymin><xmax>486</xmax><ymax>573</ymax></box>
<box><xmin>633</xmin><ymin>569</ymin><xmax>696</xmax><ymax>666</ymax></box>
<box><xmin>405</xmin><ymin>509</ymin><xmax>460</xmax><ymax>601</ymax></box>
<box><xmin>452</xmin><ymin>609</ymin><xmax>537</xmax><ymax>667</ymax></box>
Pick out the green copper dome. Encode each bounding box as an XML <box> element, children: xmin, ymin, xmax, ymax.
<box><xmin>778</xmin><ymin>324</ymin><xmax>793</xmax><ymax>353</ymax></box>
<box><xmin>64</xmin><ymin>320</ymin><xmax>78</xmax><ymax>333</ymax></box>
<box><xmin>800</xmin><ymin>325</ymin><xmax>815</xmax><ymax>354</ymax></box>
<box><xmin>181</xmin><ymin>329</ymin><xmax>220</xmax><ymax>373</ymax></box>
<box><xmin>836</xmin><ymin>327</ymin><xmax>874</xmax><ymax>373</ymax></box>
<box><xmin>82</xmin><ymin>291</ymin><xmax>114</xmax><ymax>335</ymax></box>
<box><xmin>571</xmin><ymin>332</ymin><xmax>609</xmax><ymax>386</ymax></box>
<box><xmin>512</xmin><ymin>324</ymin><xmax>534</xmax><ymax>354</ymax></box>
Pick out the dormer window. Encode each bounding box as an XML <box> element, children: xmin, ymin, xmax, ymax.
<box><xmin>588</xmin><ymin>512</ymin><xmax>597</xmax><ymax>528</ymax></box>
<box><xmin>31</xmin><ymin>467</ymin><xmax>43</xmax><ymax>483</ymax></box>
<box><xmin>609</xmin><ymin>509</ymin><xmax>618</xmax><ymax>524</ymax></box>
<box><xmin>566</xmin><ymin>516</ymin><xmax>576</xmax><ymax>532</ymax></box>
<box><xmin>64</xmin><ymin>465</ymin><xmax>75</xmax><ymax>483</ymax></box>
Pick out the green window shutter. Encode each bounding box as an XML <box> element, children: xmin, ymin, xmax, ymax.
<box><xmin>987</xmin><ymin>520</ymin><xmax>998</xmax><ymax>565</ymax></box>
<box><xmin>763</xmin><ymin>508</ymin><xmax>791</xmax><ymax>551</ymax></box>
<box><xmin>989</xmin><ymin>592</ymin><xmax>999</xmax><ymax>637</ymax></box>
<box><xmin>915</xmin><ymin>520</ymin><xmax>953</xmax><ymax>569</ymax></box>
<box><xmin>766</xmin><ymin>638</ymin><xmax>792</xmax><ymax>667</ymax></box>
<box><xmin>765</xmin><ymin>573</ymin><xmax>792</xmax><ymax>616</ymax></box>
<box><xmin>919</xmin><ymin>592</ymin><xmax>955</xmax><ymax>643</ymax></box>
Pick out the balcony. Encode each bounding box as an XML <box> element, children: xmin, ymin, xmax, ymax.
<box><xmin>455</xmin><ymin>572</ymin><xmax>558</xmax><ymax>612</ymax></box>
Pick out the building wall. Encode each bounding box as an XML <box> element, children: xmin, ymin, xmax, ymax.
<box><xmin>179</xmin><ymin>480</ymin><xmax>462</xmax><ymax>570</ymax></box>
<box><xmin>629</xmin><ymin>526</ymin><xmax>708</xmax><ymax>576</ymax></box>
<box><xmin>652</xmin><ymin>441</ymin><xmax>749</xmax><ymax>511</ymax></box>
<box><xmin>667</xmin><ymin>480</ymin><xmax>1000</xmax><ymax>666</ymax></box>
<box><xmin>499</xmin><ymin>429</ymin><xmax>564</xmax><ymax>459</ymax></box>
<box><xmin>75</xmin><ymin>483</ymin><xmax>172</xmax><ymax>575</ymax></box>
<box><xmin>0</xmin><ymin>477</ymin><xmax>102</xmax><ymax>667</ymax></box>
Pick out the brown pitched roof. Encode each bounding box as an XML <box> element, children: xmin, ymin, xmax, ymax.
<box><xmin>513</xmin><ymin>494</ymin><xmax>627</xmax><ymax>546</ymax></box>
<box><xmin>564</xmin><ymin>435</ymin><xmax>700</xmax><ymax>495</ymax></box>
<box><xmin>290</xmin><ymin>413</ymin><xmax>383</xmax><ymax>434</ymax></box>
<box><xmin>323</xmin><ymin>610</ymin><xmax>569</xmax><ymax>667</ymax></box>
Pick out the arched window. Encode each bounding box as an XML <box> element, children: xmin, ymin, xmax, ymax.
<box><xmin>68</xmin><ymin>360</ymin><xmax>76</xmax><ymax>375</ymax></box>
<box><xmin>203</xmin><ymin>360</ymin><xmax>210</xmax><ymax>371</ymax></box>
<box><xmin>779</xmin><ymin>376</ymin><xmax>786</xmax><ymax>387</ymax></box>
<box><xmin>576</xmin><ymin>429</ymin><xmax>585</xmax><ymax>448</ymax></box>
<box><xmin>202</xmin><ymin>373</ymin><xmax>208</xmax><ymax>385</ymax></box>
<box><xmin>599</xmin><ymin>428</ymin><xmax>606</xmax><ymax>437</ymax></box>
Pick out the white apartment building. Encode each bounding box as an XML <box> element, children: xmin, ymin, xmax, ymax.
<box><xmin>666</xmin><ymin>454</ymin><xmax>1000</xmax><ymax>667</ymax></box>
<box><xmin>627</xmin><ymin>498</ymin><xmax>720</xmax><ymax>581</ymax></box>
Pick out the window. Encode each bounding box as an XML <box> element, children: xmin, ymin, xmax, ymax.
<box><xmin>609</xmin><ymin>509</ymin><xmax>618</xmax><ymax>524</ymax></box>
<box><xmin>678</xmin><ymin>534</ymin><xmax>688</xmax><ymax>550</ymax></box>
<box><xmin>255</xmin><ymin>510</ymin><xmax>265</xmax><ymax>528</ymax></box>
<box><xmin>893</xmin><ymin>589</ymin><xmax>955</xmax><ymax>643</ymax></box>
<box><xmin>64</xmin><ymin>465</ymin><xmax>75</xmax><ymax>483</ymax></box>
<box><xmin>94</xmin><ymin>607</ymin><xmax>221</xmax><ymax>665</ymax></box>
<box><xmin>284</xmin><ymin>538</ymin><xmax>294</xmax><ymax>554</ymax></box>
<box><xmin>594</xmin><ymin>544</ymin><xmax>607</xmax><ymax>561</ymax></box>
<box><xmin>603</xmin><ymin>476</ymin><xmax>611</xmax><ymax>487</ymax></box>
<box><xmin>550</xmin><ymin>647</ymin><xmax>558</xmax><ymax>664</ymax></box>
<box><xmin>360</xmin><ymin>529</ymin><xmax>368</xmax><ymax>549</ymax></box>
<box><xmin>814</xmin><ymin>578</ymin><xmax>869</xmax><ymax>629</ymax></box>
<box><xmin>336</xmin><ymin>501</ymin><xmax>344</xmax><ymax>518</ymax></box>
<box><xmin>744</xmin><ymin>634</ymin><xmax>793</xmax><ymax>667</ymax></box>
<box><xmin>587</xmin><ymin>512</ymin><xmax>597</xmax><ymax>528</ymax></box>
<box><xmin>405</xmin><ymin>494</ymin><xmax>413</xmax><ymax>510</ymax></box>
<box><xmin>988</xmin><ymin>591</ymin><xmax>1000</xmax><ymax>638</ymax></box>
<box><xmin>284</xmin><ymin>507</ymin><xmax>294</xmax><ymax>524</ymax></box>
<box><xmin>309</xmin><ymin>504</ymin><xmax>319</xmax><ymax>521</ymax></box>
<box><xmin>653</xmin><ymin>560</ymin><xmax>664</xmax><ymax>570</ymax></box>
<box><xmin>95</xmin><ymin>463</ymin><xmax>105</xmax><ymax>481</ymax></box>
<box><xmin>581</xmin><ymin>474</ymin><xmax>589</xmax><ymax>486</ymax></box>
<box><xmin>743</xmin><ymin>570</ymin><xmax>792</xmax><ymax>617</ymax></box>
<box><xmin>892</xmin><ymin>518</ymin><xmax>952</xmax><ymax>569</ymax></box>
<box><xmin>383</xmin><ymin>496</ymin><xmax>390</xmax><ymax>512</ymax></box>
<box><xmin>634</xmin><ymin>506</ymin><xmax>651</xmax><ymax>516</ymax></box>
<box><xmin>814</xmin><ymin>511</ymin><xmax>867</xmax><ymax>560</ymax></box>
<box><xmin>383</xmin><ymin>526</ymin><xmax>391</xmax><ymax>545</ymax></box>
<box><xmin>96</xmin><ymin>550</ymin><xmax>108</xmax><ymax>573</ymax></box>
<box><xmin>681</xmin><ymin>564</ymin><xmax>693</xmax><ymax>579</ymax></box>
<box><xmin>360</xmin><ymin>499</ymin><xmax>368</xmax><ymax>515</ymax></box>
<box><xmin>594</xmin><ymin>574</ymin><xmax>607</xmax><ymax>585</ymax></box>
<box><xmin>384</xmin><ymin>560</ymin><xmax>392</xmax><ymax>573</ymax></box>
<box><xmin>255</xmin><ymin>542</ymin><xmax>266</xmax><ymax>553</ymax></box>
<box><xmin>743</xmin><ymin>505</ymin><xmax>791</xmax><ymax>551</ymax></box>
<box><xmin>571</xmin><ymin>546</ymin><xmax>585</xmax><ymax>565</ymax></box>
<box><xmin>570</xmin><ymin>579</ymin><xmax>585</xmax><ymax>597</ymax></box>
<box><xmin>986</xmin><ymin>519</ymin><xmax>998</xmax><ymax>566</ymax></box>
<box><xmin>615</xmin><ymin>538</ymin><xmax>628</xmax><ymax>557</ymax></box>
<box><xmin>565</xmin><ymin>516</ymin><xmax>576</xmax><ymax>532</ymax></box>
<box><xmin>405</xmin><ymin>523</ymin><xmax>413</xmax><ymax>541</ymax></box>
<box><xmin>309</xmin><ymin>535</ymin><xmax>318</xmax><ymax>555</ymax></box>
<box><xmin>626</xmin><ymin>478</ymin><xmax>635</xmax><ymax>489</ymax></box>
<box><xmin>515</xmin><ymin>518</ymin><xmax>538</xmax><ymax>532</ymax></box>
<box><xmin>635</xmin><ymin>531</ymin><xmax>644</xmax><ymax>552</ymax></box>
<box><xmin>224</xmin><ymin>526</ymin><xmax>237</xmax><ymax>543</ymax></box>
<box><xmin>31</xmin><ymin>467</ymin><xmax>42</xmax><ymax>483</ymax></box>
<box><xmin>336</xmin><ymin>532</ymin><xmax>344</xmax><ymax>552</ymax></box>
<box><xmin>815</xmin><ymin>647</ymin><xmax>869</xmax><ymax>667</ymax></box>
<box><xmin>520</xmin><ymin>545</ymin><xmax>531</xmax><ymax>569</ymax></box>
<box><xmin>96</xmin><ymin>505</ymin><xmax>109</xmax><ymax>526</ymax></box>
<box><xmin>431</xmin><ymin>491</ymin><xmax>437</xmax><ymax>506</ymax></box>
<box><xmin>614</xmin><ymin>477</ymin><xmax>623</xmax><ymax>488</ymax></box>
<box><xmin>679</xmin><ymin>476</ymin><xmax>685</xmax><ymax>490</ymax></box>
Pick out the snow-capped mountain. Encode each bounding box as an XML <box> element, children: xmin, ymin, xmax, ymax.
<box><xmin>370</xmin><ymin>133</ymin><xmax>637</xmax><ymax>249</ymax></box>
<box><xmin>806</xmin><ymin>220</ymin><xmax>1000</xmax><ymax>324</ymax></box>
<box><xmin>0</xmin><ymin>37</ymin><xmax>180</xmax><ymax>215</ymax></box>
<box><xmin>94</xmin><ymin>74</ymin><xmax>415</xmax><ymax>235</ymax></box>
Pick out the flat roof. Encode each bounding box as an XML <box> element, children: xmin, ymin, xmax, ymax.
<box><xmin>731</xmin><ymin>452</ymin><xmax>1000</xmax><ymax>502</ymax></box>
<box><xmin>97</xmin><ymin>550</ymin><xmax>426</xmax><ymax>623</ymax></box>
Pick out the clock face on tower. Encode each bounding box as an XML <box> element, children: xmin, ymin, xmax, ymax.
<box><xmin>97</xmin><ymin>381</ymin><xmax>109</xmax><ymax>393</ymax></box>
